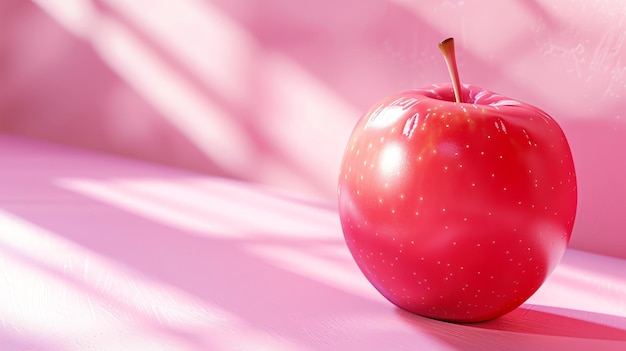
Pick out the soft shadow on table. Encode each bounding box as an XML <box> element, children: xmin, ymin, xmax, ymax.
<box><xmin>397</xmin><ymin>306</ymin><xmax>626</xmax><ymax>350</ymax></box>
<box><xmin>0</xmin><ymin>329</ymin><xmax>61</xmax><ymax>351</ymax></box>
<box><xmin>466</xmin><ymin>306</ymin><xmax>626</xmax><ymax>341</ymax></box>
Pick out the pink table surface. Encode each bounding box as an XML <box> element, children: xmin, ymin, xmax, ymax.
<box><xmin>1</xmin><ymin>134</ymin><xmax>625</xmax><ymax>350</ymax></box>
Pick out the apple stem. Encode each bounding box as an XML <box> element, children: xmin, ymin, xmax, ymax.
<box><xmin>438</xmin><ymin>38</ymin><xmax>463</xmax><ymax>103</ymax></box>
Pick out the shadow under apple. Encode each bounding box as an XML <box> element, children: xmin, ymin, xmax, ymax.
<box><xmin>396</xmin><ymin>304</ymin><xmax>626</xmax><ymax>350</ymax></box>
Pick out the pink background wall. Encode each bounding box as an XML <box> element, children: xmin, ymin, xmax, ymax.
<box><xmin>1</xmin><ymin>0</ymin><xmax>625</xmax><ymax>258</ymax></box>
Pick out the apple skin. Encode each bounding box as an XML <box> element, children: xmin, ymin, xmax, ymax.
<box><xmin>338</xmin><ymin>83</ymin><xmax>577</xmax><ymax>322</ymax></box>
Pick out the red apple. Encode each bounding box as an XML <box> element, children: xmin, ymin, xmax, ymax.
<box><xmin>337</xmin><ymin>38</ymin><xmax>577</xmax><ymax>322</ymax></box>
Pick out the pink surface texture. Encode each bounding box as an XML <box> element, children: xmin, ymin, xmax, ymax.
<box><xmin>1</xmin><ymin>134</ymin><xmax>626</xmax><ymax>350</ymax></box>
